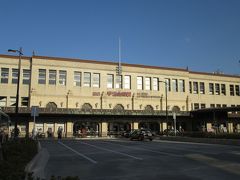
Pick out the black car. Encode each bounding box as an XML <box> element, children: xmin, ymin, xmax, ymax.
<box><xmin>130</xmin><ymin>129</ymin><xmax>153</xmax><ymax>141</ymax></box>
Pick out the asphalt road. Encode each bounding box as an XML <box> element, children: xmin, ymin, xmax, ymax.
<box><xmin>40</xmin><ymin>138</ymin><xmax>240</xmax><ymax>180</ymax></box>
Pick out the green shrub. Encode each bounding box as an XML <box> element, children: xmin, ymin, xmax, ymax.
<box><xmin>0</xmin><ymin>138</ymin><xmax>38</xmax><ymax>180</ymax></box>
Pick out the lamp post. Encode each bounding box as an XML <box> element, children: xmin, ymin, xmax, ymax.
<box><xmin>8</xmin><ymin>47</ymin><xmax>23</xmax><ymax>138</ymax></box>
<box><xmin>159</xmin><ymin>80</ymin><xmax>168</xmax><ymax>123</ymax></box>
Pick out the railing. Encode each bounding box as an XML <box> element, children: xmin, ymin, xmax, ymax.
<box><xmin>1</xmin><ymin>107</ymin><xmax>190</xmax><ymax>116</ymax></box>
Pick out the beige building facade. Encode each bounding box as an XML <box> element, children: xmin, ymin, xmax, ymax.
<box><xmin>0</xmin><ymin>54</ymin><xmax>239</xmax><ymax>137</ymax></box>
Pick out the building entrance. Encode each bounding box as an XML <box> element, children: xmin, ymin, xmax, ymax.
<box><xmin>73</xmin><ymin>121</ymin><xmax>99</xmax><ymax>137</ymax></box>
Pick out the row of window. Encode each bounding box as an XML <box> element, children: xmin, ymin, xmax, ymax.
<box><xmin>193</xmin><ymin>103</ymin><xmax>240</xmax><ymax>110</ymax></box>
<box><xmin>189</xmin><ymin>81</ymin><xmax>240</xmax><ymax>96</ymax></box>
<box><xmin>0</xmin><ymin>68</ymin><xmax>30</xmax><ymax>84</ymax></box>
<box><xmin>0</xmin><ymin>96</ymin><xmax>29</xmax><ymax>107</ymax></box>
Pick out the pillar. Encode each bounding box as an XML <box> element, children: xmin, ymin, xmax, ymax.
<box><xmin>237</xmin><ymin>124</ymin><xmax>240</xmax><ymax>133</ymax></box>
<box><xmin>66</xmin><ymin>121</ymin><xmax>73</xmax><ymax>137</ymax></box>
<box><xmin>206</xmin><ymin>123</ymin><xmax>212</xmax><ymax>132</ymax></box>
<box><xmin>227</xmin><ymin>122</ymin><xmax>233</xmax><ymax>133</ymax></box>
<box><xmin>28</xmin><ymin>122</ymin><xmax>34</xmax><ymax>136</ymax></box>
<box><xmin>160</xmin><ymin>122</ymin><xmax>167</xmax><ymax>132</ymax></box>
<box><xmin>43</xmin><ymin>123</ymin><xmax>48</xmax><ymax>137</ymax></box>
<box><xmin>54</xmin><ymin>123</ymin><xmax>58</xmax><ymax>137</ymax></box>
<box><xmin>131</xmin><ymin>122</ymin><xmax>139</xmax><ymax>130</ymax></box>
<box><xmin>100</xmin><ymin>122</ymin><xmax>108</xmax><ymax>137</ymax></box>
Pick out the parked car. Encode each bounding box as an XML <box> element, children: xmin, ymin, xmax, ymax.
<box><xmin>130</xmin><ymin>129</ymin><xmax>153</xmax><ymax>141</ymax></box>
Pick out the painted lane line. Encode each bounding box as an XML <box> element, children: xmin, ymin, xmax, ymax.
<box><xmin>58</xmin><ymin>141</ymin><xmax>97</xmax><ymax>164</ymax></box>
<box><xmin>78</xmin><ymin>141</ymin><xmax>143</xmax><ymax>160</ymax></box>
<box><xmin>102</xmin><ymin>141</ymin><xmax>183</xmax><ymax>158</ymax></box>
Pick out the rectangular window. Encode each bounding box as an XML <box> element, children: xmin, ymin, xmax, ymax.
<box><xmin>193</xmin><ymin>82</ymin><xmax>198</xmax><ymax>94</ymax></box>
<box><xmin>107</xmin><ymin>74</ymin><xmax>114</xmax><ymax>89</ymax></box>
<box><xmin>194</xmin><ymin>103</ymin><xmax>199</xmax><ymax>110</ymax></box>
<box><xmin>210</xmin><ymin>104</ymin><xmax>215</xmax><ymax>108</ymax></box>
<box><xmin>124</xmin><ymin>75</ymin><xmax>131</xmax><ymax>89</ymax></box>
<box><xmin>21</xmin><ymin>97</ymin><xmax>29</xmax><ymax>107</ymax></box>
<box><xmin>0</xmin><ymin>96</ymin><xmax>7</xmax><ymax>107</ymax></box>
<box><xmin>215</xmin><ymin>83</ymin><xmax>220</xmax><ymax>95</ymax></box>
<box><xmin>153</xmin><ymin>78</ymin><xmax>159</xmax><ymax>91</ymax></box>
<box><xmin>172</xmin><ymin>79</ymin><xmax>178</xmax><ymax>92</ymax></box>
<box><xmin>38</xmin><ymin>69</ymin><xmax>46</xmax><ymax>84</ymax></box>
<box><xmin>137</xmin><ymin>76</ymin><xmax>143</xmax><ymax>90</ymax></box>
<box><xmin>1</xmin><ymin>68</ymin><xmax>9</xmax><ymax>84</ymax></box>
<box><xmin>83</xmin><ymin>72</ymin><xmax>91</xmax><ymax>87</ymax></box>
<box><xmin>115</xmin><ymin>75</ymin><xmax>122</xmax><ymax>89</ymax></box>
<box><xmin>189</xmin><ymin>81</ymin><xmax>192</xmax><ymax>93</ymax></box>
<box><xmin>230</xmin><ymin>85</ymin><xmax>234</xmax><ymax>96</ymax></box>
<box><xmin>93</xmin><ymin>73</ymin><xmax>100</xmax><ymax>88</ymax></box>
<box><xmin>216</xmin><ymin>104</ymin><xmax>221</xmax><ymax>108</ymax></box>
<box><xmin>179</xmin><ymin>79</ymin><xmax>185</xmax><ymax>92</ymax></box>
<box><xmin>10</xmin><ymin>97</ymin><xmax>16</xmax><ymax>107</ymax></box>
<box><xmin>12</xmin><ymin>69</ymin><xmax>18</xmax><ymax>84</ymax></box>
<box><xmin>209</xmin><ymin>83</ymin><xmax>214</xmax><ymax>95</ymax></box>
<box><xmin>165</xmin><ymin>78</ymin><xmax>171</xmax><ymax>91</ymax></box>
<box><xmin>200</xmin><ymin>82</ymin><xmax>205</xmax><ymax>94</ymax></box>
<box><xmin>235</xmin><ymin>85</ymin><xmax>240</xmax><ymax>96</ymax></box>
<box><xmin>222</xmin><ymin>104</ymin><xmax>227</xmax><ymax>108</ymax></box>
<box><xmin>59</xmin><ymin>70</ymin><xmax>67</xmax><ymax>86</ymax></box>
<box><xmin>221</xmin><ymin>84</ymin><xmax>226</xmax><ymax>95</ymax></box>
<box><xmin>145</xmin><ymin>77</ymin><xmax>151</xmax><ymax>90</ymax></box>
<box><xmin>23</xmin><ymin>69</ymin><xmax>30</xmax><ymax>85</ymax></box>
<box><xmin>74</xmin><ymin>71</ymin><xmax>81</xmax><ymax>86</ymax></box>
<box><xmin>200</xmin><ymin>103</ymin><xmax>206</xmax><ymax>109</ymax></box>
<box><xmin>49</xmin><ymin>70</ymin><xmax>57</xmax><ymax>85</ymax></box>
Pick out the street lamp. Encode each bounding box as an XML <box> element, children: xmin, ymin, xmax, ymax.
<box><xmin>8</xmin><ymin>47</ymin><xmax>23</xmax><ymax>138</ymax></box>
<box><xmin>159</xmin><ymin>80</ymin><xmax>168</xmax><ymax>122</ymax></box>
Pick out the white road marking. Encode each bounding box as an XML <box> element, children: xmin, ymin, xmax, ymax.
<box><xmin>78</xmin><ymin>141</ymin><xmax>143</xmax><ymax>160</ymax></box>
<box><xmin>102</xmin><ymin>140</ymin><xmax>183</xmax><ymax>158</ymax></box>
<box><xmin>58</xmin><ymin>141</ymin><xmax>97</xmax><ymax>164</ymax></box>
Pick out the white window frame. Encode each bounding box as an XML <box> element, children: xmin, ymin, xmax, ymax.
<box><xmin>93</xmin><ymin>73</ymin><xmax>100</xmax><ymax>88</ymax></box>
<box><xmin>153</xmin><ymin>78</ymin><xmax>159</xmax><ymax>91</ymax></box>
<box><xmin>23</xmin><ymin>69</ymin><xmax>30</xmax><ymax>85</ymax></box>
<box><xmin>74</xmin><ymin>71</ymin><xmax>81</xmax><ymax>87</ymax></box>
<box><xmin>49</xmin><ymin>70</ymin><xmax>57</xmax><ymax>85</ymax></box>
<box><xmin>137</xmin><ymin>76</ymin><xmax>143</xmax><ymax>90</ymax></box>
<box><xmin>124</xmin><ymin>75</ymin><xmax>131</xmax><ymax>89</ymax></box>
<box><xmin>59</xmin><ymin>70</ymin><xmax>67</xmax><ymax>86</ymax></box>
<box><xmin>145</xmin><ymin>77</ymin><xmax>151</xmax><ymax>90</ymax></box>
<box><xmin>107</xmin><ymin>74</ymin><xmax>114</xmax><ymax>89</ymax></box>
<box><xmin>115</xmin><ymin>75</ymin><xmax>122</xmax><ymax>89</ymax></box>
<box><xmin>84</xmin><ymin>72</ymin><xmax>91</xmax><ymax>87</ymax></box>
<box><xmin>38</xmin><ymin>69</ymin><xmax>46</xmax><ymax>84</ymax></box>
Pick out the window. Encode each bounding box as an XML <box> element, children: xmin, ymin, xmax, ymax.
<box><xmin>165</xmin><ymin>78</ymin><xmax>171</xmax><ymax>91</ymax></box>
<box><xmin>200</xmin><ymin>82</ymin><xmax>205</xmax><ymax>94</ymax></box>
<box><xmin>49</xmin><ymin>70</ymin><xmax>57</xmax><ymax>85</ymax></box>
<box><xmin>221</xmin><ymin>84</ymin><xmax>226</xmax><ymax>95</ymax></box>
<box><xmin>222</xmin><ymin>104</ymin><xmax>227</xmax><ymax>108</ymax></box>
<box><xmin>172</xmin><ymin>79</ymin><xmax>178</xmax><ymax>92</ymax></box>
<box><xmin>12</xmin><ymin>69</ymin><xmax>18</xmax><ymax>84</ymax></box>
<box><xmin>23</xmin><ymin>69</ymin><xmax>30</xmax><ymax>85</ymax></box>
<box><xmin>216</xmin><ymin>104</ymin><xmax>221</xmax><ymax>108</ymax></box>
<box><xmin>59</xmin><ymin>70</ymin><xmax>67</xmax><ymax>86</ymax></box>
<box><xmin>193</xmin><ymin>82</ymin><xmax>198</xmax><ymax>94</ymax></box>
<box><xmin>235</xmin><ymin>85</ymin><xmax>240</xmax><ymax>96</ymax></box>
<box><xmin>38</xmin><ymin>69</ymin><xmax>46</xmax><ymax>84</ymax></box>
<box><xmin>210</xmin><ymin>104</ymin><xmax>215</xmax><ymax>108</ymax></box>
<box><xmin>84</xmin><ymin>72</ymin><xmax>91</xmax><ymax>87</ymax></box>
<box><xmin>74</xmin><ymin>71</ymin><xmax>81</xmax><ymax>86</ymax></box>
<box><xmin>230</xmin><ymin>85</ymin><xmax>234</xmax><ymax>96</ymax></box>
<box><xmin>1</xmin><ymin>68</ymin><xmax>9</xmax><ymax>84</ymax></box>
<box><xmin>137</xmin><ymin>76</ymin><xmax>143</xmax><ymax>90</ymax></box>
<box><xmin>10</xmin><ymin>97</ymin><xmax>16</xmax><ymax>107</ymax></box>
<box><xmin>124</xmin><ymin>75</ymin><xmax>131</xmax><ymax>89</ymax></box>
<box><xmin>21</xmin><ymin>97</ymin><xmax>29</xmax><ymax>107</ymax></box>
<box><xmin>115</xmin><ymin>75</ymin><xmax>122</xmax><ymax>89</ymax></box>
<box><xmin>194</xmin><ymin>103</ymin><xmax>199</xmax><ymax>110</ymax></box>
<box><xmin>215</xmin><ymin>83</ymin><xmax>220</xmax><ymax>95</ymax></box>
<box><xmin>93</xmin><ymin>73</ymin><xmax>100</xmax><ymax>88</ymax></box>
<box><xmin>179</xmin><ymin>79</ymin><xmax>185</xmax><ymax>92</ymax></box>
<box><xmin>209</xmin><ymin>83</ymin><xmax>214</xmax><ymax>95</ymax></box>
<box><xmin>145</xmin><ymin>77</ymin><xmax>151</xmax><ymax>90</ymax></box>
<box><xmin>107</xmin><ymin>74</ymin><xmax>114</xmax><ymax>89</ymax></box>
<box><xmin>189</xmin><ymin>81</ymin><xmax>192</xmax><ymax>93</ymax></box>
<box><xmin>200</xmin><ymin>104</ymin><xmax>206</xmax><ymax>109</ymax></box>
<box><xmin>0</xmin><ymin>96</ymin><xmax>7</xmax><ymax>107</ymax></box>
<box><xmin>153</xmin><ymin>78</ymin><xmax>159</xmax><ymax>91</ymax></box>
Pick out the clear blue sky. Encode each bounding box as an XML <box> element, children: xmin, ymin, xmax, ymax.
<box><xmin>0</xmin><ymin>0</ymin><xmax>240</xmax><ymax>75</ymax></box>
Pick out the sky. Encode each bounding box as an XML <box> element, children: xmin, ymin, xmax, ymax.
<box><xmin>0</xmin><ymin>0</ymin><xmax>240</xmax><ymax>75</ymax></box>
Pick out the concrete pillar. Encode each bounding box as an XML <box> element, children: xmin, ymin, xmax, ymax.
<box><xmin>227</xmin><ymin>122</ymin><xmax>233</xmax><ymax>133</ymax></box>
<box><xmin>100</xmin><ymin>122</ymin><xmax>108</xmax><ymax>137</ymax></box>
<box><xmin>131</xmin><ymin>122</ymin><xmax>139</xmax><ymax>130</ymax></box>
<box><xmin>29</xmin><ymin>122</ymin><xmax>34</xmax><ymax>136</ymax></box>
<box><xmin>43</xmin><ymin>123</ymin><xmax>47</xmax><ymax>137</ymax></box>
<box><xmin>237</xmin><ymin>124</ymin><xmax>240</xmax><ymax>133</ymax></box>
<box><xmin>161</xmin><ymin>122</ymin><xmax>167</xmax><ymax>132</ymax></box>
<box><xmin>54</xmin><ymin>123</ymin><xmax>58</xmax><ymax>137</ymax></box>
<box><xmin>206</xmin><ymin>123</ymin><xmax>212</xmax><ymax>132</ymax></box>
<box><xmin>66</xmin><ymin>121</ymin><xmax>73</xmax><ymax>137</ymax></box>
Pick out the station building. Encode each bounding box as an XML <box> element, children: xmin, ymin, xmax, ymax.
<box><xmin>0</xmin><ymin>54</ymin><xmax>239</xmax><ymax>137</ymax></box>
